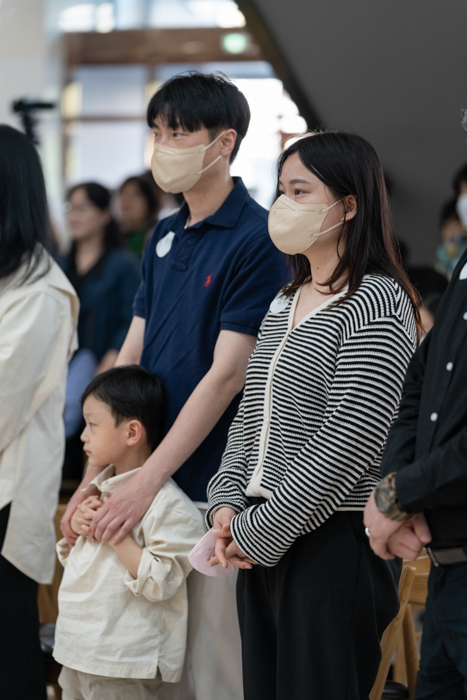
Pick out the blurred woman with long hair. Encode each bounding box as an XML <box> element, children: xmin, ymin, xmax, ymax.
<box><xmin>60</xmin><ymin>182</ymin><xmax>140</xmax><ymax>375</ymax></box>
<box><xmin>58</xmin><ymin>182</ymin><xmax>140</xmax><ymax>479</ymax></box>
<box><xmin>0</xmin><ymin>125</ymin><xmax>78</xmax><ymax>699</ymax></box>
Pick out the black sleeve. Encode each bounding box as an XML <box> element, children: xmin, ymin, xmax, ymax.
<box><xmin>380</xmin><ymin>331</ymin><xmax>432</xmax><ymax>478</ymax></box>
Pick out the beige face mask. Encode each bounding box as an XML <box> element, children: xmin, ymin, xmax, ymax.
<box><xmin>151</xmin><ymin>131</ymin><xmax>226</xmax><ymax>194</ymax></box>
<box><xmin>268</xmin><ymin>194</ymin><xmax>344</xmax><ymax>255</ymax></box>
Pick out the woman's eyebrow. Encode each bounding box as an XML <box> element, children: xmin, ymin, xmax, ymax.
<box><xmin>289</xmin><ymin>178</ymin><xmax>311</xmax><ymax>185</ymax></box>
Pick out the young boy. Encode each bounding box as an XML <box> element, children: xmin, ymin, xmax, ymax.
<box><xmin>53</xmin><ymin>366</ymin><xmax>204</xmax><ymax>700</ymax></box>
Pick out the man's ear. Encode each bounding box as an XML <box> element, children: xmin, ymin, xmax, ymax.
<box><xmin>219</xmin><ymin>129</ymin><xmax>237</xmax><ymax>158</ymax></box>
<box><xmin>126</xmin><ymin>419</ymin><xmax>143</xmax><ymax>446</ymax></box>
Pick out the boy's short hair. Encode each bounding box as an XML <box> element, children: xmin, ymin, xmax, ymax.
<box><xmin>146</xmin><ymin>72</ymin><xmax>250</xmax><ymax>163</ymax></box>
<box><xmin>81</xmin><ymin>366</ymin><xmax>165</xmax><ymax>451</ymax></box>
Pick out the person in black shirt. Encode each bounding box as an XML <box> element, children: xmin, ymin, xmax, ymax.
<box><xmin>364</xmin><ymin>242</ymin><xmax>467</xmax><ymax>698</ymax></box>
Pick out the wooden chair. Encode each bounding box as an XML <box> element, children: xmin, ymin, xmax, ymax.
<box><xmin>393</xmin><ymin>554</ymin><xmax>430</xmax><ymax>700</ymax></box>
<box><xmin>38</xmin><ymin>503</ymin><xmax>67</xmax><ymax>700</ymax></box>
<box><xmin>370</xmin><ymin>564</ymin><xmax>416</xmax><ymax>700</ymax></box>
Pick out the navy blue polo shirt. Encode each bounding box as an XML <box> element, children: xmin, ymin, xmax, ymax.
<box><xmin>133</xmin><ymin>177</ymin><xmax>288</xmax><ymax>501</ymax></box>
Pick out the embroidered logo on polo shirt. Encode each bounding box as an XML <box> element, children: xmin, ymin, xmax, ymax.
<box><xmin>204</xmin><ymin>274</ymin><xmax>212</xmax><ymax>287</ymax></box>
<box><xmin>460</xmin><ymin>261</ymin><xmax>467</xmax><ymax>280</ymax></box>
<box><xmin>156</xmin><ymin>231</ymin><xmax>175</xmax><ymax>258</ymax></box>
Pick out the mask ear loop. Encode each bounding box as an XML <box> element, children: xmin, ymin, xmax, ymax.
<box><xmin>196</xmin><ymin>130</ymin><xmax>227</xmax><ymax>176</ymax></box>
<box><xmin>316</xmin><ymin>198</ymin><xmax>346</xmax><ymax>237</ymax></box>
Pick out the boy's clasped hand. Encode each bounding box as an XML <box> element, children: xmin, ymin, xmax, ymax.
<box><xmin>70</xmin><ymin>495</ymin><xmax>102</xmax><ymax>539</ymax></box>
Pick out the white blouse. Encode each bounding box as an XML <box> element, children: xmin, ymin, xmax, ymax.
<box><xmin>0</xmin><ymin>252</ymin><xmax>78</xmax><ymax>583</ymax></box>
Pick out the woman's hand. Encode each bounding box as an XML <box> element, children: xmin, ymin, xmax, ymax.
<box><xmin>70</xmin><ymin>496</ymin><xmax>102</xmax><ymax>538</ymax></box>
<box><xmin>210</xmin><ymin>507</ymin><xmax>258</xmax><ymax>570</ymax></box>
<box><xmin>212</xmin><ymin>506</ymin><xmax>237</xmax><ymax>539</ymax></box>
<box><xmin>210</xmin><ymin>506</ymin><xmax>236</xmax><ymax>568</ymax></box>
<box><xmin>210</xmin><ymin>539</ymin><xmax>257</xmax><ymax>570</ymax></box>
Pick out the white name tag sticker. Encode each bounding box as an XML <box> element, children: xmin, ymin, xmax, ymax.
<box><xmin>269</xmin><ymin>295</ymin><xmax>288</xmax><ymax>314</ymax></box>
<box><xmin>459</xmin><ymin>262</ymin><xmax>467</xmax><ymax>280</ymax></box>
<box><xmin>156</xmin><ymin>231</ymin><xmax>175</xmax><ymax>258</ymax></box>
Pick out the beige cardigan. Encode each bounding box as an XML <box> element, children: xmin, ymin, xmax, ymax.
<box><xmin>0</xmin><ymin>252</ymin><xmax>78</xmax><ymax>584</ymax></box>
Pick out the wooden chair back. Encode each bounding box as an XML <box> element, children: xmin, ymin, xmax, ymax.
<box><xmin>38</xmin><ymin>503</ymin><xmax>67</xmax><ymax>623</ymax></box>
<box><xmin>393</xmin><ymin>554</ymin><xmax>430</xmax><ymax>700</ymax></box>
<box><xmin>370</xmin><ymin>563</ymin><xmax>416</xmax><ymax>700</ymax></box>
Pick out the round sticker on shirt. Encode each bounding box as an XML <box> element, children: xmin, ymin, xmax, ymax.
<box><xmin>269</xmin><ymin>295</ymin><xmax>289</xmax><ymax>314</ymax></box>
<box><xmin>156</xmin><ymin>231</ymin><xmax>175</xmax><ymax>258</ymax></box>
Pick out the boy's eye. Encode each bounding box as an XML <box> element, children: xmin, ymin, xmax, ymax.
<box><xmin>89</xmin><ymin>423</ymin><xmax>95</xmax><ymax>428</ymax></box>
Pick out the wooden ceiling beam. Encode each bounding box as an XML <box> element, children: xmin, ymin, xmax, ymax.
<box><xmin>64</xmin><ymin>27</ymin><xmax>263</xmax><ymax>67</ymax></box>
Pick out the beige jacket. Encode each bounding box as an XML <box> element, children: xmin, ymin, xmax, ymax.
<box><xmin>0</xmin><ymin>252</ymin><xmax>78</xmax><ymax>583</ymax></box>
<box><xmin>54</xmin><ymin>466</ymin><xmax>204</xmax><ymax>682</ymax></box>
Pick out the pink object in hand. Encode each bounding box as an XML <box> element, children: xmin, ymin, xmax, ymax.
<box><xmin>188</xmin><ymin>529</ymin><xmax>235</xmax><ymax>576</ymax></box>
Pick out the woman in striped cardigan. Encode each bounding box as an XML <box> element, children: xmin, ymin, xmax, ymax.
<box><xmin>207</xmin><ymin>131</ymin><xmax>421</xmax><ymax>700</ymax></box>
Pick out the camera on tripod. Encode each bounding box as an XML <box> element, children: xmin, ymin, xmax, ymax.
<box><xmin>12</xmin><ymin>98</ymin><xmax>56</xmax><ymax>145</ymax></box>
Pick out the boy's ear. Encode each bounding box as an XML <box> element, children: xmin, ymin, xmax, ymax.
<box><xmin>219</xmin><ymin>129</ymin><xmax>237</xmax><ymax>158</ymax></box>
<box><xmin>126</xmin><ymin>419</ymin><xmax>143</xmax><ymax>446</ymax></box>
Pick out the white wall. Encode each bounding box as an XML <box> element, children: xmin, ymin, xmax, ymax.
<box><xmin>0</xmin><ymin>0</ymin><xmax>64</xmax><ymax>238</ymax></box>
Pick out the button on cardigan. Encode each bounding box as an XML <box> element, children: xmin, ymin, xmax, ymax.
<box><xmin>207</xmin><ymin>276</ymin><xmax>417</xmax><ymax>567</ymax></box>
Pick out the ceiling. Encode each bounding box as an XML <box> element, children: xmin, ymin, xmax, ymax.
<box><xmin>243</xmin><ymin>0</ymin><xmax>467</xmax><ymax>265</ymax></box>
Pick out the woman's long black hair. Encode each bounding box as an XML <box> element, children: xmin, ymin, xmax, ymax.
<box><xmin>0</xmin><ymin>124</ymin><xmax>53</xmax><ymax>281</ymax></box>
<box><xmin>277</xmin><ymin>131</ymin><xmax>421</xmax><ymax>331</ymax></box>
<box><xmin>67</xmin><ymin>182</ymin><xmax>123</xmax><ymax>252</ymax></box>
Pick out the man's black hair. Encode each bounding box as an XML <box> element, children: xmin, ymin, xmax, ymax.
<box><xmin>81</xmin><ymin>366</ymin><xmax>165</xmax><ymax>451</ymax></box>
<box><xmin>147</xmin><ymin>72</ymin><xmax>250</xmax><ymax>163</ymax></box>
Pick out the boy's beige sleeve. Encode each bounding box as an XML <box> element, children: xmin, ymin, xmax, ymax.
<box><xmin>56</xmin><ymin>537</ymin><xmax>72</xmax><ymax>567</ymax></box>
<box><xmin>123</xmin><ymin>498</ymin><xmax>204</xmax><ymax>603</ymax></box>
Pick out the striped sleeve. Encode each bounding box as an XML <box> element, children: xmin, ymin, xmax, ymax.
<box><xmin>229</xmin><ymin>316</ymin><xmax>414</xmax><ymax>566</ymax></box>
<box><xmin>206</xmin><ymin>396</ymin><xmax>251</xmax><ymax>526</ymax></box>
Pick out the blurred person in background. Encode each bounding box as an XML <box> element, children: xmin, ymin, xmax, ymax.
<box><xmin>59</xmin><ymin>182</ymin><xmax>140</xmax><ymax>479</ymax></box>
<box><xmin>0</xmin><ymin>125</ymin><xmax>78</xmax><ymax>699</ymax></box>
<box><xmin>408</xmin><ymin>267</ymin><xmax>448</xmax><ymax>337</ymax></box>
<box><xmin>435</xmin><ymin>197</ymin><xmax>467</xmax><ymax>279</ymax></box>
<box><xmin>118</xmin><ymin>174</ymin><xmax>163</xmax><ymax>258</ymax></box>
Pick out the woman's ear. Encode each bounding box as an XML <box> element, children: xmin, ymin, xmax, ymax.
<box><xmin>126</xmin><ymin>419</ymin><xmax>143</xmax><ymax>446</ymax></box>
<box><xmin>342</xmin><ymin>195</ymin><xmax>357</xmax><ymax>223</ymax></box>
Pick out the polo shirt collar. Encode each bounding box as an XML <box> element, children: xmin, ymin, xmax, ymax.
<box><xmin>172</xmin><ymin>177</ymin><xmax>249</xmax><ymax>232</ymax></box>
<box><xmin>88</xmin><ymin>464</ymin><xmax>141</xmax><ymax>496</ymax></box>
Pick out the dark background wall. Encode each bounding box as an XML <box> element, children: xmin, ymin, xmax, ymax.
<box><xmin>248</xmin><ymin>0</ymin><xmax>467</xmax><ymax>265</ymax></box>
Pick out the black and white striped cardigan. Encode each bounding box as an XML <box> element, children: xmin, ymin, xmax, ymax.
<box><xmin>206</xmin><ymin>275</ymin><xmax>417</xmax><ymax>567</ymax></box>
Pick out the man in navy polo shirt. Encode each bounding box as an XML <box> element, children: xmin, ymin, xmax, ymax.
<box><xmin>62</xmin><ymin>73</ymin><xmax>288</xmax><ymax>699</ymax></box>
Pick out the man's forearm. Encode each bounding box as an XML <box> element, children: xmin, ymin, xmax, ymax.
<box><xmin>140</xmin><ymin>367</ymin><xmax>244</xmax><ymax>490</ymax></box>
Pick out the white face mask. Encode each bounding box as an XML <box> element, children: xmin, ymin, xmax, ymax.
<box><xmin>456</xmin><ymin>194</ymin><xmax>467</xmax><ymax>228</ymax></box>
<box><xmin>268</xmin><ymin>194</ymin><xmax>344</xmax><ymax>255</ymax></box>
<box><xmin>151</xmin><ymin>131</ymin><xmax>226</xmax><ymax>194</ymax></box>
